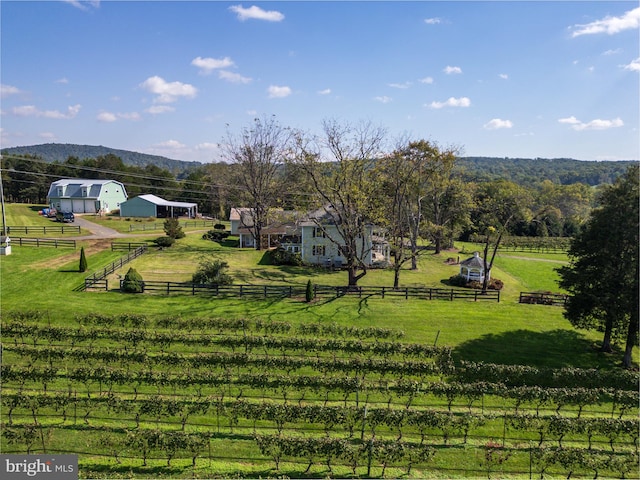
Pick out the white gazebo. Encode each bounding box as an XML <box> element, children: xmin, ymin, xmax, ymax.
<box><xmin>459</xmin><ymin>251</ymin><xmax>487</xmax><ymax>282</ymax></box>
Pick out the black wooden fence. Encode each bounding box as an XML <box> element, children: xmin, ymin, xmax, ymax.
<box><xmin>519</xmin><ymin>291</ymin><xmax>568</xmax><ymax>306</ymax></box>
<box><xmin>84</xmin><ymin>246</ymin><xmax>147</xmax><ymax>291</ymax></box>
<box><xmin>127</xmin><ymin>220</ymin><xmax>217</xmax><ymax>232</ymax></box>
<box><xmin>111</xmin><ymin>242</ymin><xmax>148</xmax><ymax>251</ymax></box>
<box><xmin>6</xmin><ymin>225</ymin><xmax>81</xmax><ymax>235</ymax></box>
<box><xmin>314</xmin><ymin>285</ymin><xmax>500</xmax><ymax>302</ymax></box>
<box><xmin>7</xmin><ymin>237</ymin><xmax>76</xmax><ymax>248</ymax></box>
<box><xmin>113</xmin><ymin>281</ymin><xmax>500</xmax><ymax>302</ymax></box>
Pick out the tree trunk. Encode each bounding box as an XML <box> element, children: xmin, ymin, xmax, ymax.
<box><xmin>622</xmin><ymin>315</ymin><xmax>638</xmax><ymax>368</ymax></box>
<box><xmin>393</xmin><ymin>266</ymin><xmax>400</xmax><ymax>289</ymax></box>
<box><xmin>348</xmin><ymin>265</ymin><xmax>366</xmax><ymax>286</ymax></box>
<box><xmin>600</xmin><ymin>320</ymin><xmax>614</xmax><ymax>353</ymax></box>
<box><xmin>434</xmin><ymin>235</ymin><xmax>442</xmax><ymax>255</ymax></box>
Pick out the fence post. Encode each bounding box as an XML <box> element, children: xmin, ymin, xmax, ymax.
<box><xmin>450</xmin><ymin>289</ymin><xmax>454</xmax><ymax>301</ymax></box>
<box><xmin>405</xmin><ymin>287</ymin><xmax>409</xmax><ymax>300</ymax></box>
<box><xmin>264</xmin><ymin>285</ymin><xmax>267</xmax><ymax>298</ymax></box>
<box><xmin>474</xmin><ymin>290</ymin><xmax>478</xmax><ymax>302</ymax></box>
<box><xmin>105</xmin><ymin>279</ymin><xmax>108</xmax><ymax>291</ymax></box>
<box><xmin>240</xmin><ymin>285</ymin><xmax>244</xmax><ymax>297</ymax></box>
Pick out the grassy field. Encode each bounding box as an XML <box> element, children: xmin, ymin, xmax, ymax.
<box><xmin>1</xmin><ymin>203</ymin><xmax>638</xmax><ymax>479</ymax></box>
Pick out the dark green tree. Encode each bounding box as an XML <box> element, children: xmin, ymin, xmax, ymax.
<box><xmin>558</xmin><ymin>165</ymin><xmax>639</xmax><ymax>368</ymax></box>
<box><xmin>121</xmin><ymin>267</ymin><xmax>145</xmax><ymax>293</ymax></box>
<box><xmin>78</xmin><ymin>246</ymin><xmax>88</xmax><ymax>272</ymax></box>
<box><xmin>163</xmin><ymin>217</ymin><xmax>185</xmax><ymax>239</ymax></box>
<box><xmin>305</xmin><ymin>279</ymin><xmax>314</xmax><ymax>303</ymax></box>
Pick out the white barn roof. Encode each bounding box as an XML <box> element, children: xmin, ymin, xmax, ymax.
<box><xmin>137</xmin><ymin>194</ymin><xmax>196</xmax><ymax>208</ymax></box>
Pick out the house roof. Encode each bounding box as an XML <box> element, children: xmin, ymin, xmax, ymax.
<box><xmin>47</xmin><ymin>178</ymin><xmax>127</xmax><ymax>199</ymax></box>
<box><xmin>460</xmin><ymin>252</ymin><xmax>485</xmax><ymax>268</ymax></box>
<box><xmin>134</xmin><ymin>194</ymin><xmax>196</xmax><ymax>208</ymax></box>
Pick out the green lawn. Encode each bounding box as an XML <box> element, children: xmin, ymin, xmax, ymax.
<box><xmin>0</xmin><ymin>205</ymin><xmax>633</xmax><ymax>369</ymax></box>
<box><xmin>1</xmin><ymin>205</ymin><xmax>637</xmax><ymax>479</ymax></box>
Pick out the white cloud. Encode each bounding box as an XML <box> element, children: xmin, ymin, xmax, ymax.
<box><xmin>156</xmin><ymin>140</ymin><xmax>186</xmax><ymax>149</ymax></box>
<box><xmin>389</xmin><ymin>82</ymin><xmax>411</xmax><ymax>89</ymax></box>
<box><xmin>443</xmin><ymin>66</ymin><xmax>462</xmax><ymax>74</ymax></box>
<box><xmin>427</xmin><ymin>96</ymin><xmax>471</xmax><ymax>109</ymax></box>
<box><xmin>191</xmin><ymin>56</ymin><xmax>235</xmax><ymax>75</ymax></box>
<box><xmin>571</xmin><ymin>7</ymin><xmax>640</xmax><ymax>37</ymax></box>
<box><xmin>97</xmin><ymin>111</ymin><xmax>141</xmax><ymax>122</ymax></box>
<box><xmin>419</xmin><ymin>77</ymin><xmax>434</xmax><ymax>84</ymax></box>
<box><xmin>499</xmin><ymin>73</ymin><xmax>509</xmax><ymax>80</ymax></box>
<box><xmin>229</xmin><ymin>5</ymin><xmax>284</xmax><ymax>22</ymax></box>
<box><xmin>622</xmin><ymin>57</ymin><xmax>640</xmax><ymax>72</ymax></box>
<box><xmin>318</xmin><ymin>88</ymin><xmax>332</xmax><ymax>95</ymax></box>
<box><xmin>424</xmin><ymin>17</ymin><xmax>441</xmax><ymax>25</ymax></box>
<box><xmin>195</xmin><ymin>142</ymin><xmax>219</xmax><ymax>151</ymax></box>
<box><xmin>267</xmin><ymin>85</ymin><xmax>292</xmax><ymax>98</ymax></box>
<box><xmin>374</xmin><ymin>96</ymin><xmax>392</xmax><ymax>103</ymax></box>
<box><xmin>11</xmin><ymin>104</ymin><xmax>81</xmax><ymax>119</ymax></box>
<box><xmin>139</xmin><ymin>76</ymin><xmax>197</xmax><ymax>103</ymax></box>
<box><xmin>218</xmin><ymin>70</ymin><xmax>252</xmax><ymax>84</ymax></box>
<box><xmin>602</xmin><ymin>48</ymin><xmax>622</xmax><ymax>56</ymax></box>
<box><xmin>55</xmin><ymin>77</ymin><xmax>69</xmax><ymax>84</ymax></box>
<box><xmin>558</xmin><ymin>116</ymin><xmax>624</xmax><ymax>131</ymax></box>
<box><xmin>63</xmin><ymin>0</ymin><xmax>100</xmax><ymax>11</ymax></box>
<box><xmin>39</xmin><ymin>132</ymin><xmax>57</xmax><ymax>141</ymax></box>
<box><xmin>484</xmin><ymin>118</ymin><xmax>513</xmax><ymax>130</ymax></box>
<box><xmin>97</xmin><ymin>112</ymin><xmax>117</xmax><ymax>122</ymax></box>
<box><xmin>1</xmin><ymin>84</ymin><xmax>21</xmax><ymax>98</ymax></box>
<box><xmin>146</xmin><ymin>105</ymin><xmax>175</xmax><ymax>115</ymax></box>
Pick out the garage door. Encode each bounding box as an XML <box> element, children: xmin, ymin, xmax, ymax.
<box><xmin>60</xmin><ymin>200</ymin><xmax>73</xmax><ymax>212</ymax></box>
<box><xmin>72</xmin><ymin>200</ymin><xmax>85</xmax><ymax>213</ymax></box>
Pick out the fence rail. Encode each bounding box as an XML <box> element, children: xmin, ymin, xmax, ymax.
<box><xmin>111</xmin><ymin>242</ymin><xmax>148</xmax><ymax>251</ymax></box>
<box><xmin>6</xmin><ymin>225</ymin><xmax>81</xmax><ymax>235</ymax></box>
<box><xmin>314</xmin><ymin>285</ymin><xmax>500</xmax><ymax>301</ymax></box>
<box><xmin>113</xmin><ymin>281</ymin><xmax>500</xmax><ymax>302</ymax></box>
<box><xmin>84</xmin><ymin>246</ymin><xmax>147</xmax><ymax>291</ymax></box>
<box><xmin>6</xmin><ymin>237</ymin><xmax>76</xmax><ymax>248</ymax></box>
<box><xmin>127</xmin><ymin>220</ymin><xmax>217</xmax><ymax>232</ymax></box>
<box><xmin>519</xmin><ymin>291</ymin><xmax>568</xmax><ymax>306</ymax></box>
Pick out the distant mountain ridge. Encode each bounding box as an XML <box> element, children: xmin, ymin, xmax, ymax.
<box><xmin>2</xmin><ymin>143</ymin><xmax>637</xmax><ymax>186</ymax></box>
<box><xmin>1</xmin><ymin>143</ymin><xmax>203</xmax><ymax>174</ymax></box>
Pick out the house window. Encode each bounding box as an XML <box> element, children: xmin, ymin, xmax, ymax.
<box><xmin>57</xmin><ymin>187</ymin><xmax>64</xmax><ymax>196</ymax></box>
<box><xmin>313</xmin><ymin>227</ymin><xmax>326</xmax><ymax>238</ymax></box>
<box><xmin>312</xmin><ymin>245</ymin><xmax>326</xmax><ymax>257</ymax></box>
<box><xmin>81</xmin><ymin>187</ymin><xmax>88</xmax><ymax>197</ymax></box>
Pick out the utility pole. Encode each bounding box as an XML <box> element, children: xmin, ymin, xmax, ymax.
<box><xmin>0</xmin><ymin>155</ymin><xmax>6</xmax><ymax>236</ymax></box>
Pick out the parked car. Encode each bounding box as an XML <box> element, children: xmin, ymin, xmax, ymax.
<box><xmin>56</xmin><ymin>211</ymin><xmax>75</xmax><ymax>223</ymax></box>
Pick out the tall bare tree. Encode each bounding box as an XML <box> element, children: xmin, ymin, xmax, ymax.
<box><xmin>293</xmin><ymin>119</ymin><xmax>386</xmax><ymax>286</ymax></box>
<box><xmin>220</xmin><ymin>116</ymin><xmax>291</xmax><ymax>250</ymax></box>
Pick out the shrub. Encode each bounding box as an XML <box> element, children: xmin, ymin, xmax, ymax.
<box><xmin>202</xmin><ymin>230</ymin><xmax>230</xmax><ymax>243</ymax></box>
<box><xmin>163</xmin><ymin>218</ymin><xmax>185</xmax><ymax>239</ymax></box>
<box><xmin>192</xmin><ymin>257</ymin><xmax>233</xmax><ymax>285</ymax></box>
<box><xmin>448</xmin><ymin>274</ymin><xmax>468</xmax><ymax>288</ymax></box>
<box><xmin>213</xmin><ymin>223</ymin><xmax>226</xmax><ymax>230</ymax></box>
<box><xmin>79</xmin><ymin>247</ymin><xmax>88</xmax><ymax>273</ymax></box>
<box><xmin>447</xmin><ymin>274</ymin><xmax>504</xmax><ymax>290</ymax></box>
<box><xmin>305</xmin><ymin>279</ymin><xmax>314</xmax><ymax>303</ymax></box>
<box><xmin>153</xmin><ymin>236</ymin><xmax>175</xmax><ymax>248</ymax></box>
<box><xmin>270</xmin><ymin>247</ymin><xmax>303</xmax><ymax>266</ymax></box>
<box><xmin>121</xmin><ymin>267</ymin><xmax>144</xmax><ymax>293</ymax></box>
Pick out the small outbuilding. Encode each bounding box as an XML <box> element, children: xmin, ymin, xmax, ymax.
<box><xmin>459</xmin><ymin>251</ymin><xmax>488</xmax><ymax>283</ymax></box>
<box><xmin>0</xmin><ymin>235</ymin><xmax>11</xmax><ymax>256</ymax></box>
<box><xmin>47</xmin><ymin>178</ymin><xmax>127</xmax><ymax>214</ymax></box>
<box><xmin>119</xmin><ymin>194</ymin><xmax>197</xmax><ymax>218</ymax></box>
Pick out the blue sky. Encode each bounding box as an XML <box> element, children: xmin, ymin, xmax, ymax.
<box><xmin>1</xmin><ymin>1</ymin><xmax>638</xmax><ymax>163</ymax></box>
